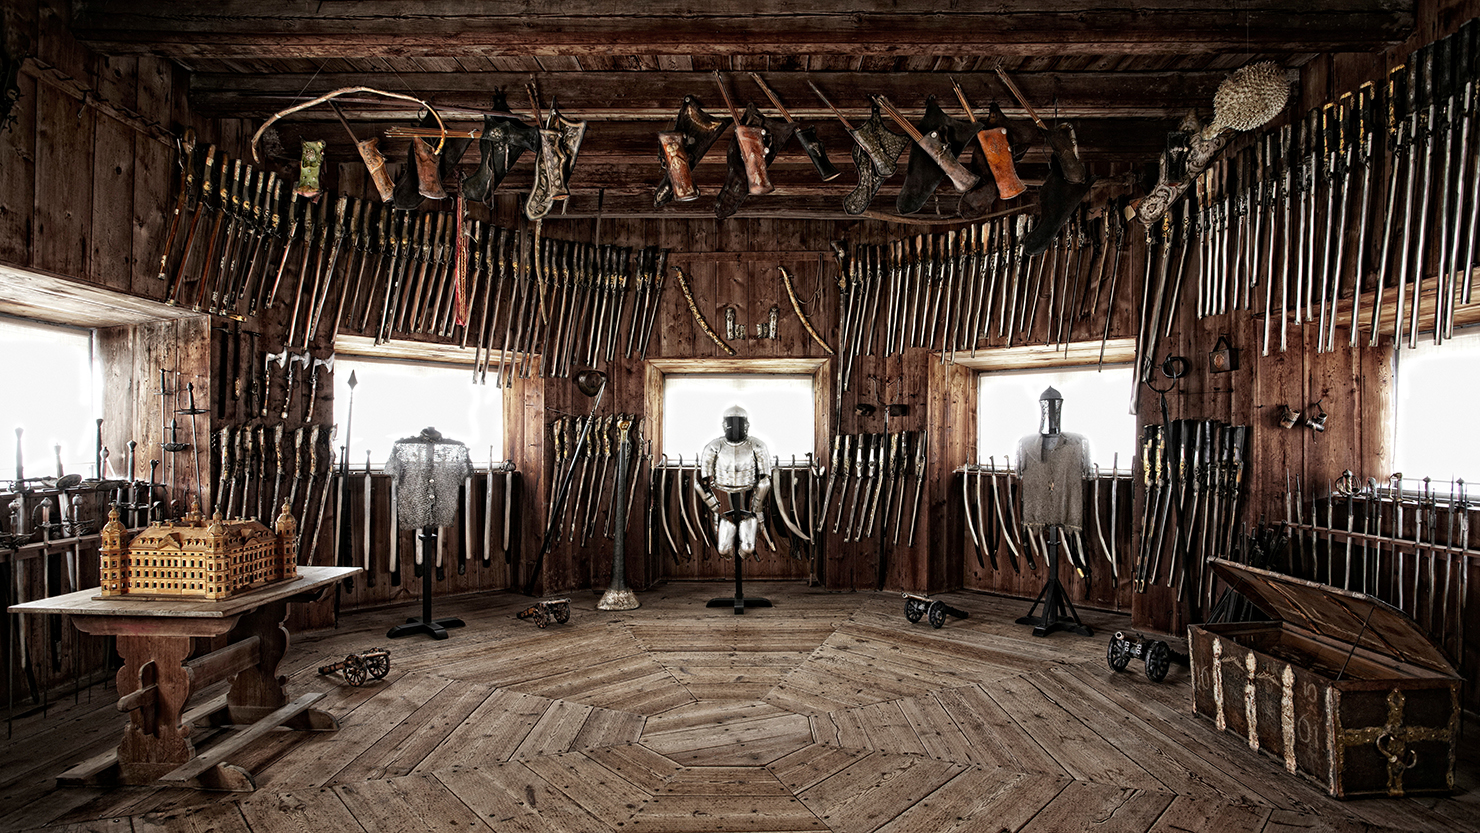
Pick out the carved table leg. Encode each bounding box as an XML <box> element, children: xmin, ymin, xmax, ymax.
<box><xmin>115</xmin><ymin>635</ymin><xmax>195</xmax><ymax>783</ymax></box>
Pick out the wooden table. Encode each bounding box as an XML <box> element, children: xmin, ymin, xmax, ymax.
<box><xmin>9</xmin><ymin>566</ymin><xmax>361</xmax><ymax>791</ymax></box>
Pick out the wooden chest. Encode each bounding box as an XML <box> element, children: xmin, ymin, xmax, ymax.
<box><xmin>1189</xmin><ymin>559</ymin><xmax>1460</xmax><ymax>800</ymax></box>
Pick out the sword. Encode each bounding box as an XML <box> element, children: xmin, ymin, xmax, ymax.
<box><xmin>1406</xmin><ymin>48</ymin><xmax>1435</xmax><ymax>349</ymax></box>
<box><xmin>363</xmin><ymin>451</ymin><xmax>374</xmax><ymax>586</ymax></box>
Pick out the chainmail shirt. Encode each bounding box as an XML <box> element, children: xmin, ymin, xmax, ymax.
<box><xmin>385</xmin><ymin>435</ymin><xmax>472</xmax><ymax>529</ymax></box>
<box><xmin>1015</xmin><ymin>432</ymin><xmax>1091</xmax><ymax>532</ymax></box>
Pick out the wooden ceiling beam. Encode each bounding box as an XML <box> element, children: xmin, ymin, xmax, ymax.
<box><xmin>189</xmin><ymin>70</ymin><xmax>1240</xmax><ymax>121</ymax></box>
<box><xmin>74</xmin><ymin>1</ymin><xmax>1413</xmax><ymax>58</ymax></box>
<box><xmin>265</xmin><ymin>118</ymin><xmax>1175</xmax><ymax>168</ymax></box>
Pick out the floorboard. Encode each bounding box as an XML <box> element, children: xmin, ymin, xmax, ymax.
<box><xmin>2</xmin><ymin>583</ymin><xmax>1473</xmax><ymax>832</ymax></box>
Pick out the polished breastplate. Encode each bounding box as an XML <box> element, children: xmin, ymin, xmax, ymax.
<box><xmin>701</xmin><ymin>437</ymin><xmax>765</xmax><ymax>493</ymax></box>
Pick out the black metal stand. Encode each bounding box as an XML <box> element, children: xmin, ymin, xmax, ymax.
<box><xmin>707</xmin><ymin>507</ymin><xmax>771</xmax><ymax>614</ymax></box>
<box><xmin>387</xmin><ymin>526</ymin><xmax>465</xmax><ymax>640</ymax></box>
<box><xmin>1015</xmin><ymin>525</ymin><xmax>1092</xmax><ymax>638</ymax></box>
<box><xmin>707</xmin><ymin>547</ymin><xmax>772</xmax><ymax>615</ymax></box>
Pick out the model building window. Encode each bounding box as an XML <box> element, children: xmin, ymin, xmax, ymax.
<box><xmin>663</xmin><ymin>374</ymin><xmax>814</xmax><ymax>460</ymax></box>
<box><xmin>333</xmin><ymin>357</ymin><xmax>504</xmax><ymax>465</ymax></box>
<box><xmin>977</xmin><ymin>365</ymin><xmax>1136</xmax><ymax>468</ymax></box>
<box><xmin>0</xmin><ymin>317</ymin><xmax>99</xmax><ymax>478</ymax></box>
<box><xmin>1395</xmin><ymin>328</ymin><xmax>1480</xmax><ymax>484</ymax></box>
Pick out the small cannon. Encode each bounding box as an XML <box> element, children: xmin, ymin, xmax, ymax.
<box><xmin>902</xmin><ymin>592</ymin><xmax>969</xmax><ymax>629</ymax></box>
<box><xmin>317</xmin><ymin>647</ymin><xmax>391</xmax><ymax>686</ymax></box>
<box><xmin>516</xmin><ymin>598</ymin><xmax>571</xmax><ymax>628</ymax></box>
<box><xmin>1106</xmin><ymin>631</ymin><xmax>1185</xmax><ymax>682</ymax></box>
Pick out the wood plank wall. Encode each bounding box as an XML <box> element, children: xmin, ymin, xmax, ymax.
<box><xmin>3</xmin><ymin>0</ymin><xmax>1479</xmax><ymax>711</ymax></box>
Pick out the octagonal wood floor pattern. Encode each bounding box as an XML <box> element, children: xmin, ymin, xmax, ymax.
<box><xmin>3</xmin><ymin>583</ymin><xmax>1477</xmax><ymax>832</ymax></box>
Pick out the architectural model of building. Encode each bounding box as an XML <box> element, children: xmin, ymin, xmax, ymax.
<box><xmin>98</xmin><ymin>500</ymin><xmax>298</xmax><ymax>600</ymax></box>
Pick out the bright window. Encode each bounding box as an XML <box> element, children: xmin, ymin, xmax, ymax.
<box><xmin>1395</xmin><ymin>329</ymin><xmax>1480</xmax><ymax>484</ymax></box>
<box><xmin>977</xmin><ymin>365</ymin><xmax>1136</xmax><ymax>468</ymax></box>
<box><xmin>662</xmin><ymin>374</ymin><xmax>814</xmax><ymax>461</ymax></box>
<box><xmin>332</xmin><ymin>357</ymin><xmax>503</xmax><ymax>466</ymax></box>
<box><xmin>0</xmin><ymin>317</ymin><xmax>99</xmax><ymax>478</ymax></box>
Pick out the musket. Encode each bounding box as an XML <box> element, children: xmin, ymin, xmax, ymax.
<box><xmin>395</xmin><ymin>210</ymin><xmax>430</xmax><ymax>336</ymax></box>
<box><xmin>818</xmin><ymin>434</ymin><xmax>842</xmax><ymax>536</ymax></box>
<box><xmin>844</xmin><ymin>434</ymin><xmax>870</xmax><ymax>542</ymax></box>
<box><xmin>638</xmin><ymin>249</ymin><xmax>669</xmax><ymax>359</ymax></box>
<box><xmin>305</xmin><ymin>425</ymin><xmax>333</xmax><ymax>564</ymax></box>
<box><xmin>198</xmin><ymin>157</ymin><xmax>242</xmax><ymax>313</ymax></box>
<box><xmin>303</xmin><ymin>194</ymin><xmax>350</xmax><ymax>346</ymax></box>
<box><xmin>374</xmin><ymin>212</ymin><xmax>407</xmax><ymax>344</ymax></box>
<box><xmin>1402</xmin><ymin>49</ymin><xmax>1432</xmax><ymax>348</ymax></box>
<box><xmin>493</xmin><ymin>228</ymin><xmax>522</xmax><ymax>385</ymax></box>
<box><xmin>1371</xmin><ymin>67</ymin><xmax>1409</xmax><ymax>345</ymax></box>
<box><xmin>1290</xmin><ymin>113</ymin><xmax>1311</xmax><ymax>326</ymax></box>
<box><xmin>330</xmin><ymin>198</ymin><xmax>368</xmax><ymax>339</ymax></box>
<box><xmin>228</xmin><ymin>168</ymin><xmax>270</xmax><ymax>314</ymax></box>
<box><xmin>890</xmin><ymin>433</ymin><xmax>911</xmax><ymax>546</ymax></box>
<box><xmin>1431</xmin><ymin>36</ymin><xmax>1456</xmax><ymax>347</ymax></box>
<box><xmin>413</xmin><ymin>211</ymin><xmax>450</xmax><ymax>333</ymax></box>
<box><xmin>473</xmin><ymin>226</ymin><xmax>504</xmax><ymax>379</ymax></box>
<box><xmin>1444</xmin><ymin>23</ymin><xmax>1477</xmax><ymax>337</ymax></box>
<box><xmin>157</xmin><ymin>129</ymin><xmax>199</xmax><ymax>283</ymax></box>
<box><xmin>166</xmin><ymin>146</ymin><xmax>218</xmax><ymax>306</ymax></box>
<box><xmin>865</xmin><ymin>432</ymin><xmax>894</xmax><ymax>540</ymax></box>
<box><xmin>907</xmin><ymin>429</ymin><xmax>927</xmax><ymax>547</ymax></box>
<box><xmin>262</xmin><ymin>190</ymin><xmax>304</xmax><ymax>313</ymax></box>
<box><xmin>831</xmin><ymin>433</ymin><xmax>854</xmax><ymax>535</ymax></box>
<box><xmin>1133</xmin><ymin>424</ymin><xmax>1157</xmax><ymax>591</ymax></box>
<box><xmin>1460</xmin><ymin>23</ymin><xmax>1480</xmax><ymax>310</ymax></box>
<box><xmin>285</xmin><ymin>194</ymin><xmax>326</xmax><ymax>341</ymax></box>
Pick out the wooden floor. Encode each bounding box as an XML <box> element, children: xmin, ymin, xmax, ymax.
<box><xmin>1</xmin><ymin>582</ymin><xmax>1476</xmax><ymax>833</ymax></box>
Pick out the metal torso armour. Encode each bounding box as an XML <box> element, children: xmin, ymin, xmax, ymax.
<box><xmin>700</xmin><ymin>436</ymin><xmax>770</xmax><ymax>493</ymax></box>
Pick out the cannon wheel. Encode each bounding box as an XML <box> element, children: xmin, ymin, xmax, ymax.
<box><xmin>927</xmin><ymin>601</ymin><xmax>947</xmax><ymax>629</ymax></box>
<box><xmin>554</xmin><ymin>603</ymin><xmax>570</xmax><ymax>624</ymax></box>
<box><xmin>1107</xmin><ymin>636</ymin><xmax>1132</xmax><ymax>672</ymax></box>
<box><xmin>1144</xmin><ymin>640</ymin><xmax>1171</xmax><ymax>682</ymax></box>
<box><xmin>343</xmin><ymin>658</ymin><xmax>367</xmax><ymax>686</ymax></box>
<box><xmin>366</xmin><ymin>652</ymin><xmax>390</xmax><ymax>680</ymax></box>
<box><xmin>904</xmin><ymin>599</ymin><xmax>925</xmax><ymax>623</ymax></box>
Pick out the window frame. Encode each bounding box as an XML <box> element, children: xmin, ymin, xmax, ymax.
<box><xmin>644</xmin><ymin>358</ymin><xmax>830</xmax><ymax>463</ymax></box>
<box><xmin>958</xmin><ymin>337</ymin><xmax>1137</xmax><ymax>471</ymax></box>
<box><xmin>333</xmin><ymin>335</ymin><xmax>508</xmax><ymax>467</ymax></box>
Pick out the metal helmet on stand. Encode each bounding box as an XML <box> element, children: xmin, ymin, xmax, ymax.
<box><xmin>1039</xmin><ymin>386</ymin><xmax>1064</xmax><ymax>436</ymax></box>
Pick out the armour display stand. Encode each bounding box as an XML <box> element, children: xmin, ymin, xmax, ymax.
<box><xmin>1015</xmin><ymin>525</ymin><xmax>1092</xmax><ymax>637</ymax></box>
<box><xmin>387</xmin><ymin>526</ymin><xmax>465</xmax><ymax>640</ymax></box>
<box><xmin>706</xmin><ymin>509</ymin><xmax>771</xmax><ymax>615</ymax></box>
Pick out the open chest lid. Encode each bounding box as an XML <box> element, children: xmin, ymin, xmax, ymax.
<box><xmin>1206</xmin><ymin>558</ymin><xmax>1458</xmax><ymax>678</ymax></box>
